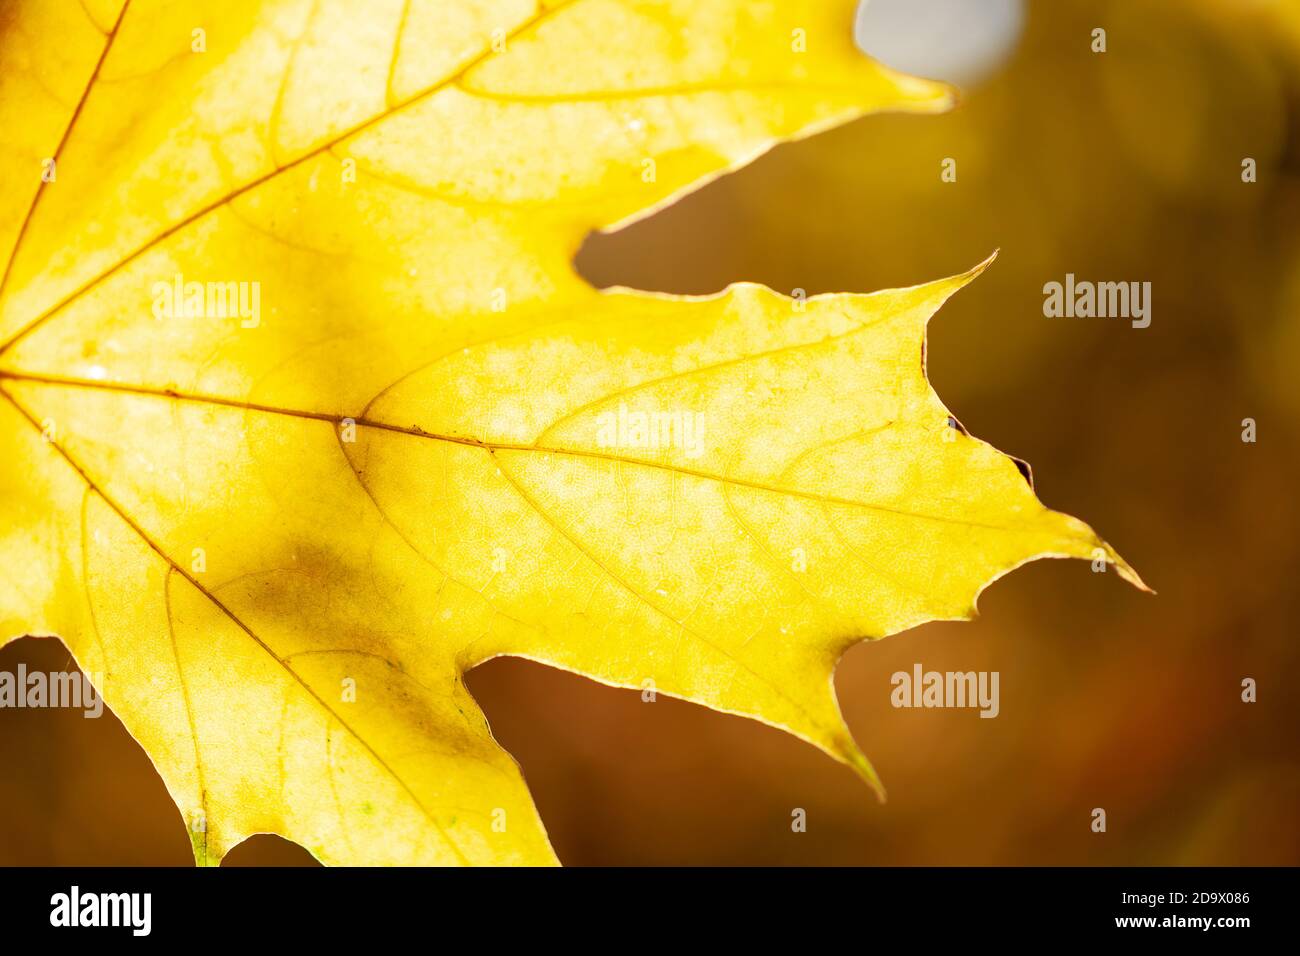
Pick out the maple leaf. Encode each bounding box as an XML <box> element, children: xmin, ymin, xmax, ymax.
<box><xmin>0</xmin><ymin>0</ymin><xmax>1143</xmax><ymax>865</ymax></box>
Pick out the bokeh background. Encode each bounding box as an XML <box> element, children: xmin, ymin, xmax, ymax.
<box><xmin>3</xmin><ymin>0</ymin><xmax>1298</xmax><ymax>866</ymax></box>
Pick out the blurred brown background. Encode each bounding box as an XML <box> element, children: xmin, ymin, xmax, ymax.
<box><xmin>3</xmin><ymin>0</ymin><xmax>1298</xmax><ymax>866</ymax></box>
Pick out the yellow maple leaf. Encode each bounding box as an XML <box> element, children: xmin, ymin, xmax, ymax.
<box><xmin>0</xmin><ymin>0</ymin><xmax>1143</xmax><ymax>866</ymax></box>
